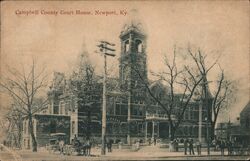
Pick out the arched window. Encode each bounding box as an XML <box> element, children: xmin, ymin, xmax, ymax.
<box><xmin>125</xmin><ymin>40</ymin><xmax>129</xmax><ymax>52</ymax></box>
<box><xmin>72</xmin><ymin>121</ymin><xmax>75</xmax><ymax>134</ymax></box>
<box><xmin>135</xmin><ymin>40</ymin><xmax>142</xmax><ymax>53</ymax></box>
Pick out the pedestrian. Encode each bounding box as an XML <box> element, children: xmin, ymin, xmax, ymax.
<box><xmin>59</xmin><ymin>138</ymin><xmax>65</xmax><ymax>154</ymax></box>
<box><xmin>220</xmin><ymin>140</ymin><xmax>225</xmax><ymax>156</ymax></box>
<box><xmin>173</xmin><ymin>139</ymin><xmax>176</xmax><ymax>151</ymax></box>
<box><xmin>212</xmin><ymin>139</ymin><xmax>216</xmax><ymax>151</ymax></box>
<box><xmin>118</xmin><ymin>141</ymin><xmax>122</xmax><ymax>150</ymax></box>
<box><xmin>154</xmin><ymin>137</ymin><xmax>156</xmax><ymax>146</ymax></box>
<box><xmin>227</xmin><ymin>140</ymin><xmax>232</xmax><ymax>156</ymax></box>
<box><xmin>184</xmin><ymin>138</ymin><xmax>189</xmax><ymax>155</ymax></box>
<box><xmin>136</xmin><ymin>139</ymin><xmax>140</xmax><ymax>150</ymax></box>
<box><xmin>174</xmin><ymin>139</ymin><xmax>179</xmax><ymax>152</ymax></box>
<box><xmin>189</xmin><ymin>139</ymin><xmax>195</xmax><ymax>155</ymax></box>
<box><xmin>148</xmin><ymin>138</ymin><xmax>151</xmax><ymax>146</ymax></box>
<box><xmin>107</xmin><ymin>140</ymin><xmax>112</xmax><ymax>152</ymax></box>
<box><xmin>73</xmin><ymin>134</ymin><xmax>77</xmax><ymax>142</ymax></box>
<box><xmin>216</xmin><ymin>139</ymin><xmax>221</xmax><ymax>151</ymax></box>
<box><xmin>175</xmin><ymin>139</ymin><xmax>179</xmax><ymax>152</ymax></box>
<box><xmin>85</xmin><ymin>139</ymin><xmax>91</xmax><ymax>156</ymax></box>
<box><xmin>73</xmin><ymin>135</ymin><xmax>79</xmax><ymax>147</ymax></box>
<box><xmin>180</xmin><ymin>138</ymin><xmax>184</xmax><ymax>144</ymax></box>
<box><xmin>196</xmin><ymin>140</ymin><xmax>201</xmax><ymax>155</ymax></box>
<box><xmin>107</xmin><ymin>140</ymin><xmax>110</xmax><ymax>152</ymax></box>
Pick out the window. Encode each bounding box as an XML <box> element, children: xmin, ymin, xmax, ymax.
<box><xmin>191</xmin><ymin>127</ymin><xmax>194</xmax><ymax>136</ymax></box>
<box><xmin>72</xmin><ymin>121</ymin><xmax>75</xmax><ymax>134</ymax></box>
<box><xmin>121</xmin><ymin>105</ymin><xmax>128</xmax><ymax>115</ymax></box>
<box><xmin>65</xmin><ymin>103</ymin><xmax>68</xmax><ymax>115</ymax></box>
<box><xmin>190</xmin><ymin>107</ymin><xmax>193</xmax><ymax>120</ymax></box>
<box><xmin>108</xmin><ymin>103</ymin><xmax>114</xmax><ymax>115</ymax></box>
<box><xmin>125</xmin><ymin>40</ymin><xmax>129</xmax><ymax>52</ymax></box>
<box><xmin>194</xmin><ymin>127</ymin><xmax>198</xmax><ymax>137</ymax></box>
<box><xmin>121</xmin><ymin>65</ymin><xmax>124</xmax><ymax>83</ymax></box>
<box><xmin>66</xmin><ymin>101</ymin><xmax>70</xmax><ymax>113</ymax></box>
<box><xmin>121</xmin><ymin>123</ymin><xmax>127</xmax><ymax>133</ymax></box>
<box><xmin>59</xmin><ymin>102</ymin><xmax>63</xmax><ymax>114</ymax></box>
<box><xmin>189</xmin><ymin>126</ymin><xmax>192</xmax><ymax>136</ymax></box>
<box><xmin>138</xmin><ymin>124</ymin><xmax>143</xmax><ymax>134</ymax></box>
<box><xmin>53</xmin><ymin>104</ymin><xmax>59</xmax><ymax>114</ymax></box>
<box><xmin>27</xmin><ymin>139</ymin><xmax>30</xmax><ymax>149</ymax></box>
<box><xmin>115</xmin><ymin>104</ymin><xmax>121</xmax><ymax>115</ymax></box>
<box><xmin>184</xmin><ymin>111</ymin><xmax>188</xmax><ymax>120</ymax></box>
<box><xmin>135</xmin><ymin>40</ymin><xmax>142</xmax><ymax>53</ymax></box>
<box><xmin>184</xmin><ymin>126</ymin><xmax>188</xmax><ymax>135</ymax></box>
<box><xmin>50</xmin><ymin>120</ymin><xmax>56</xmax><ymax>133</ymax></box>
<box><xmin>138</xmin><ymin>107</ymin><xmax>143</xmax><ymax>116</ymax></box>
<box><xmin>23</xmin><ymin>139</ymin><xmax>26</xmax><ymax>148</ymax></box>
<box><xmin>246</xmin><ymin>117</ymin><xmax>250</xmax><ymax>128</ymax></box>
<box><xmin>107</xmin><ymin>123</ymin><xmax>113</xmax><ymax>134</ymax></box>
<box><xmin>71</xmin><ymin>99</ymin><xmax>76</xmax><ymax>112</ymax></box>
<box><xmin>24</xmin><ymin>121</ymin><xmax>27</xmax><ymax>135</ymax></box>
<box><xmin>132</xmin><ymin>105</ymin><xmax>138</xmax><ymax>115</ymax></box>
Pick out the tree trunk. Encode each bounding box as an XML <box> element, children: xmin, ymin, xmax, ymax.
<box><xmin>28</xmin><ymin>114</ymin><xmax>37</xmax><ymax>152</ymax></box>
<box><xmin>210</xmin><ymin>122</ymin><xmax>216</xmax><ymax>141</ymax></box>
<box><xmin>86</xmin><ymin>110</ymin><xmax>91</xmax><ymax>140</ymax></box>
<box><xmin>170</xmin><ymin>124</ymin><xmax>176</xmax><ymax>141</ymax></box>
<box><xmin>18</xmin><ymin>119</ymin><xmax>23</xmax><ymax>149</ymax></box>
<box><xmin>169</xmin><ymin>125</ymin><xmax>177</xmax><ymax>152</ymax></box>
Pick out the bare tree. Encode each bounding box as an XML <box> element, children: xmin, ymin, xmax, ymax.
<box><xmin>70</xmin><ymin>54</ymin><xmax>102</xmax><ymax>140</ymax></box>
<box><xmin>130</xmin><ymin>47</ymin><xmax>204</xmax><ymax>140</ymax></box>
<box><xmin>5</xmin><ymin>104</ymin><xmax>23</xmax><ymax>149</ymax></box>
<box><xmin>187</xmin><ymin>47</ymin><xmax>236</xmax><ymax>140</ymax></box>
<box><xmin>210</xmin><ymin>69</ymin><xmax>236</xmax><ymax>140</ymax></box>
<box><xmin>0</xmin><ymin>60</ymin><xmax>48</xmax><ymax>152</ymax></box>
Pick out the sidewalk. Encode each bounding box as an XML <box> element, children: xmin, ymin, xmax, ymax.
<box><xmin>16</xmin><ymin>145</ymin><xmax>232</xmax><ymax>157</ymax></box>
<box><xmin>104</xmin><ymin>145</ymin><xmax>222</xmax><ymax>158</ymax></box>
<box><xmin>1</xmin><ymin>145</ymin><xmax>249</xmax><ymax>161</ymax></box>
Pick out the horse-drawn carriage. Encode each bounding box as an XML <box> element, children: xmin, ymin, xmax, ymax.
<box><xmin>47</xmin><ymin>133</ymin><xmax>67</xmax><ymax>153</ymax></box>
<box><xmin>47</xmin><ymin>133</ymin><xmax>92</xmax><ymax>156</ymax></box>
<box><xmin>64</xmin><ymin>139</ymin><xmax>92</xmax><ymax>156</ymax></box>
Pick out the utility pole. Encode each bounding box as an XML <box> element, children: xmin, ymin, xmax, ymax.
<box><xmin>198</xmin><ymin>100</ymin><xmax>202</xmax><ymax>142</ymax></box>
<box><xmin>200</xmin><ymin>78</ymin><xmax>211</xmax><ymax>155</ymax></box>
<box><xmin>205</xmin><ymin>117</ymin><xmax>210</xmax><ymax>155</ymax></box>
<box><xmin>96</xmin><ymin>40</ymin><xmax>115</xmax><ymax>155</ymax></box>
<box><xmin>203</xmin><ymin>79</ymin><xmax>210</xmax><ymax>155</ymax></box>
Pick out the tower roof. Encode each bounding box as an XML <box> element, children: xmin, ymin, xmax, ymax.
<box><xmin>120</xmin><ymin>9</ymin><xmax>146</xmax><ymax>37</ymax></box>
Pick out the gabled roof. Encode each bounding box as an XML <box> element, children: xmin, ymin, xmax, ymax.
<box><xmin>240</xmin><ymin>101</ymin><xmax>250</xmax><ymax>116</ymax></box>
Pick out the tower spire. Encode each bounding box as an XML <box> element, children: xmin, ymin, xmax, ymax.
<box><xmin>120</xmin><ymin>9</ymin><xmax>146</xmax><ymax>37</ymax></box>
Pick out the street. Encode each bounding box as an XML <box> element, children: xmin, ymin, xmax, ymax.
<box><xmin>1</xmin><ymin>145</ymin><xmax>249</xmax><ymax>161</ymax></box>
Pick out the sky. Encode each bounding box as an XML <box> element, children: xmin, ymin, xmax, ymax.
<box><xmin>1</xmin><ymin>1</ymin><xmax>249</xmax><ymax>123</ymax></box>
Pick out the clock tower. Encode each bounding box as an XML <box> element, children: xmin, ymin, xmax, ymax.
<box><xmin>119</xmin><ymin>17</ymin><xmax>148</xmax><ymax>101</ymax></box>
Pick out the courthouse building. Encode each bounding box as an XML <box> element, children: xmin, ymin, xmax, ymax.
<box><xmin>22</xmin><ymin>19</ymin><xmax>209</xmax><ymax>149</ymax></box>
